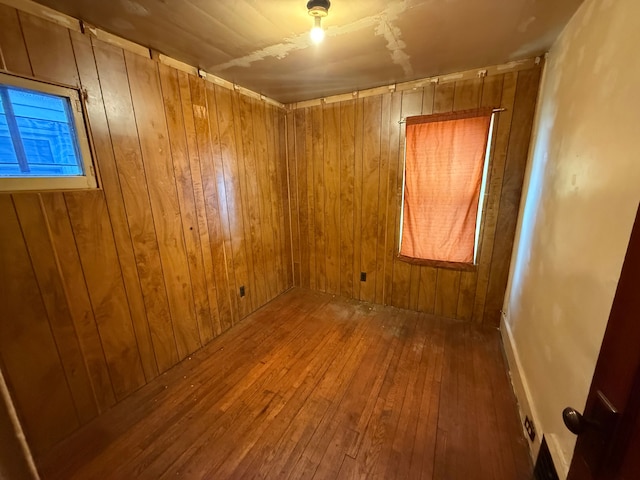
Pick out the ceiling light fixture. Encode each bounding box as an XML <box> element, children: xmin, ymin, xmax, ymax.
<box><xmin>307</xmin><ymin>0</ymin><xmax>330</xmax><ymax>44</ymax></box>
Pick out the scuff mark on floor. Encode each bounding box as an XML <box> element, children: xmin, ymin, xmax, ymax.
<box><xmin>212</xmin><ymin>0</ymin><xmax>416</xmax><ymax>75</ymax></box>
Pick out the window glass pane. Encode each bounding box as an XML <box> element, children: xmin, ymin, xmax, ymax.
<box><xmin>0</xmin><ymin>86</ymin><xmax>83</xmax><ymax>178</ymax></box>
<box><xmin>0</xmin><ymin>95</ymin><xmax>22</xmax><ymax>176</ymax></box>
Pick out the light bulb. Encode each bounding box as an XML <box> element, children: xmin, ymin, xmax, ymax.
<box><xmin>310</xmin><ymin>16</ymin><xmax>324</xmax><ymax>43</ymax></box>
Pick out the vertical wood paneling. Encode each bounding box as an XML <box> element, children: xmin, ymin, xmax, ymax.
<box><xmin>189</xmin><ymin>78</ymin><xmax>231</xmax><ymax>333</ymax></box>
<box><xmin>375</xmin><ymin>94</ymin><xmax>392</xmax><ymax>305</ymax></box>
<box><xmin>287</xmin><ymin>111</ymin><xmax>301</xmax><ymax>286</ymax></box>
<box><xmin>324</xmin><ymin>102</ymin><xmax>341</xmax><ymax>295</ymax></box>
<box><xmin>0</xmin><ymin>196</ymin><xmax>79</xmax><ymax>454</ymax></box>
<box><xmin>391</xmin><ymin>90</ymin><xmax>423</xmax><ymax>309</ymax></box>
<box><xmin>264</xmin><ymin>105</ymin><xmax>284</xmax><ymax>295</ymax></box>
<box><xmin>305</xmin><ymin>107</ymin><xmax>317</xmax><ymax>291</ymax></box>
<box><xmin>472</xmin><ymin>73</ymin><xmax>518</xmax><ymax>324</ymax></box>
<box><xmin>295</xmin><ymin>109</ymin><xmax>310</xmax><ymax>289</ymax></box>
<box><xmin>0</xmin><ymin>4</ymin><xmax>292</xmax><ymax>457</ymax></box>
<box><xmin>159</xmin><ymin>64</ymin><xmax>215</xmax><ymax>344</ymax></box>
<box><xmin>352</xmin><ymin>99</ymin><xmax>364</xmax><ymax>299</ymax></box>
<box><xmin>241</xmin><ymin>95</ymin><xmax>269</xmax><ymax>306</ymax></box>
<box><xmin>277</xmin><ymin>108</ymin><xmax>293</xmax><ymax>288</ymax></box>
<box><xmin>484</xmin><ymin>68</ymin><xmax>542</xmax><ymax>326</ymax></box>
<box><xmin>0</xmin><ymin>4</ymin><xmax>32</xmax><ymax>75</ymax></box>
<box><xmin>252</xmin><ymin>100</ymin><xmax>278</xmax><ymax>301</ymax></box>
<box><xmin>71</xmin><ymin>33</ymin><xmax>158</xmax><ymax>383</ymax></box>
<box><xmin>94</xmin><ymin>41</ymin><xmax>179</xmax><ymax>373</ymax></box>
<box><xmin>214</xmin><ymin>86</ymin><xmax>252</xmax><ymax>319</ymax></box>
<box><xmin>289</xmin><ymin>69</ymin><xmax>541</xmax><ymax>325</ymax></box>
<box><xmin>205</xmin><ymin>82</ymin><xmax>239</xmax><ymax>326</ymax></box>
<box><xmin>312</xmin><ymin>106</ymin><xmax>326</xmax><ymax>292</ymax></box>
<box><xmin>339</xmin><ymin>101</ymin><xmax>356</xmax><ymax>298</ymax></box>
<box><xmin>15</xmin><ymin>9</ymin><xmax>148</xmax><ymax>405</ymax></box>
<box><xmin>457</xmin><ymin>74</ymin><xmax>505</xmax><ymax>321</ymax></box>
<box><xmin>360</xmin><ymin>96</ymin><xmax>382</xmax><ymax>303</ymax></box>
<box><xmin>65</xmin><ymin>190</ymin><xmax>146</xmax><ymax>399</ymax></box>
<box><xmin>12</xmin><ymin>194</ymin><xmax>97</xmax><ymax>424</ymax></box>
<box><xmin>40</xmin><ymin>193</ymin><xmax>116</xmax><ymax>413</ymax></box>
<box><xmin>18</xmin><ymin>13</ymin><xmax>78</xmax><ymax>87</ymax></box>
<box><xmin>233</xmin><ymin>93</ymin><xmax>261</xmax><ymax>309</ymax></box>
<box><xmin>383</xmin><ymin>92</ymin><xmax>403</xmax><ymax>306</ymax></box>
<box><xmin>126</xmin><ymin>52</ymin><xmax>200</xmax><ymax>360</ymax></box>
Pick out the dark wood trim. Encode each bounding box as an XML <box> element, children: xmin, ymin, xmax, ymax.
<box><xmin>396</xmin><ymin>253</ymin><xmax>477</xmax><ymax>272</ymax></box>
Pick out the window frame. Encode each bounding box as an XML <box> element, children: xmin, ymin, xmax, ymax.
<box><xmin>397</xmin><ymin>109</ymin><xmax>497</xmax><ymax>272</ymax></box>
<box><xmin>0</xmin><ymin>71</ymin><xmax>97</xmax><ymax>193</ymax></box>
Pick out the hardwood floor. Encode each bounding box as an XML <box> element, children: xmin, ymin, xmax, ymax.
<box><xmin>37</xmin><ymin>288</ymin><xmax>531</xmax><ymax>479</ymax></box>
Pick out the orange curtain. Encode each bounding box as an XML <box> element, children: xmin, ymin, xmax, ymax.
<box><xmin>400</xmin><ymin>108</ymin><xmax>493</xmax><ymax>263</ymax></box>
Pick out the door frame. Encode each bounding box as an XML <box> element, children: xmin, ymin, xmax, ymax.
<box><xmin>567</xmin><ymin>203</ymin><xmax>640</xmax><ymax>479</ymax></box>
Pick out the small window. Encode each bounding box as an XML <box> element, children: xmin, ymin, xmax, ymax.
<box><xmin>0</xmin><ymin>72</ymin><xmax>96</xmax><ymax>192</ymax></box>
<box><xmin>399</xmin><ymin>108</ymin><xmax>495</xmax><ymax>267</ymax></box>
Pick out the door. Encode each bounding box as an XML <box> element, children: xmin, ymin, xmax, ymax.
<box><xmin>563</xmin><ymin>204</ymin><xmax>640</xmax><ymax>479</ymax></box>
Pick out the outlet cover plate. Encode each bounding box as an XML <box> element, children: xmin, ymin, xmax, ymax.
<box><xmin>525</xmin><ymin>415</ymin><xmax>536</xmax><ymax>441</ymax></box>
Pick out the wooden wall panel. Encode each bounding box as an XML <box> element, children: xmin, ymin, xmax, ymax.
<box><xmin>252</xmin><ymin>100</ymin><xmax>278</xmax><ymax>301</ymax></box>
<box><xmin>483</xmin><ymin>68</ymin><xmax>542</xmax><ymax>323</ymax></box>
<box><xmin>287</xmin><ymin>68</ymin><xmax>541</xmax><ymax>326</ymax></box>
<box><xmin>126</xmin><ymin>51</ymin><xmax>200</xmax><ymax>361</ymax></box>
<box><xmin>323</xmin><ymin>103</ymin><xmax>341</xmax><ymax>295</ymax></box>
<box><xmin>12</xmin><ymin>194</ymin><xmax>97</xmax><ymax>425</ymax></box>
<box><xmin>352</xmin><ymin>99</ymin><xmax>364</xmax><ymax>299</ymax></box>
<box><xmin>339</xmin><ymin>101</ymin><xmax>356</xmax><ymax>298</ymax></box>
<box><xmin>95</xmin><ymin>41</ymin><xmax>180</xmax><ymax>374</ymax></box>
<box><xmin>287</xmin><ymin>112</ymin><xmax>301</xmax><ymax>287</ymax></box>
<box><xmin>64</xmin><ymin>190</ymin><xmax>146</xmax><ymax>400</ymax></box>
<box><xmin>40</xmin><ymin>192</ymin><xmax>116</xmax><ymax>413</ymax></box>
<box><xmin>391</xmin><ymin>90</ymin><xmax>422</xmax><ymax>310</ymax></box>
<box><xmin>294</xmin><ymin>109</ymin><xmax>311</xmax><ymax>290</ymax></box>
<box><xmin>0</xmin><ymin>196</ymin><xmax>79</xmax><ymax>454</ymax></box>
<box><xmin>70</xmin><ymin>32</ymin><xmax>158</xmax><ymax>383</ymax></box>
<box><xmin>213</xmin><ymin>85</ymin><xmax>252</xmax><ymax>320</ymax></box>
<box><xmin>374</xmin><ymin>94</ymin><xmax>392</xmax><ymax>305</ymax></box>
<box><xmin>360</xmin><ymin>95</ymin><xmax>382</xmax><ymax>303</ymax></box>
<box><xmin>0</xmin><ymin>4</ymin><xmax>32</xmax><ymax>75</ymax></box>
<box><xmin>0</xmin><ymin>6</ymin><xmax>291</xmax><ymax>457</ymax></box>
<box><xmin>185</xmin><ymin>78</ymin><xmax>223</xmax><ymax>332</ymax></box>
<box><xmin>203</xmin><ymin>82</ymin><xmax>237</xmax><ymax>329</ymax></box>
<box><xmin>200</xmin><ymin>81</ymin><xmax>231</xmax><ymax>329</ymax></box>
<box><xmin>159</xmin><ymin>64</ymin><xmax>216</xmax><ymax>345</ymax></box>
<box><xmin>472</xmin><ymin>73</ymin><xmax>518</xmax><ymax>324</ymax></box>
<box><xmin>311</xmin><ymin>106</ymin><xmax>325</xmax><ymax>293</ymax></box>
<box><xmin>273</xmin><ymin>106</ymin><xmax>292</xmax><ymax>292</ymax></box>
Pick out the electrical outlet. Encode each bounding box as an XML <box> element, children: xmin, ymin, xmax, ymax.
<box><xmin>239</xmin><ymin>286</ymin><xmax>245</xmax><ymax>297</ymax></box>
<box><xmin>524</xmin><ymin>416</ymin><xmax>536</xmax><ymax>441</ymax></box>
<box><xmin>360</xmin><ymin>272</ymin><xmax>367</xmax><ymax>282</ymax></box>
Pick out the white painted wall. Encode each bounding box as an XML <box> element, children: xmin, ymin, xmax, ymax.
<box><xmin>502</xmin><ymin>0</ymin><xmax>640</xmax><ymax>477</ymax></box>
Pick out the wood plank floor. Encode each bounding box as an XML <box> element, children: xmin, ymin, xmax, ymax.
<box><xmin>37</xmin><ymin>288</ymin><xmax>532</xmax><ymax>479</ymax></box>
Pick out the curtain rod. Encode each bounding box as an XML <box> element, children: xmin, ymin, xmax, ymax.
<box><xmin>398</xmin><ymin>107</ymin><xmax>507</xmax><ymax>124</ymax></box>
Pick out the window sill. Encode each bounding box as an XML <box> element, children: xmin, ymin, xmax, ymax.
<box><xmin>0</xmin><ymin>176</ymin><xmax>98</xmax><ymax>193</ymax></box>
<box><xmin>396</xmin><ymin>254</ymin><xmax>477</xmax><ymax>272</ymax></box>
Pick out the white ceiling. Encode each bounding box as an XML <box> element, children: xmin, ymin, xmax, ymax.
<box><xmin>35</xmin><ymin>0</ymin><xmax>584</xmax><ymax>103</ymax></box>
